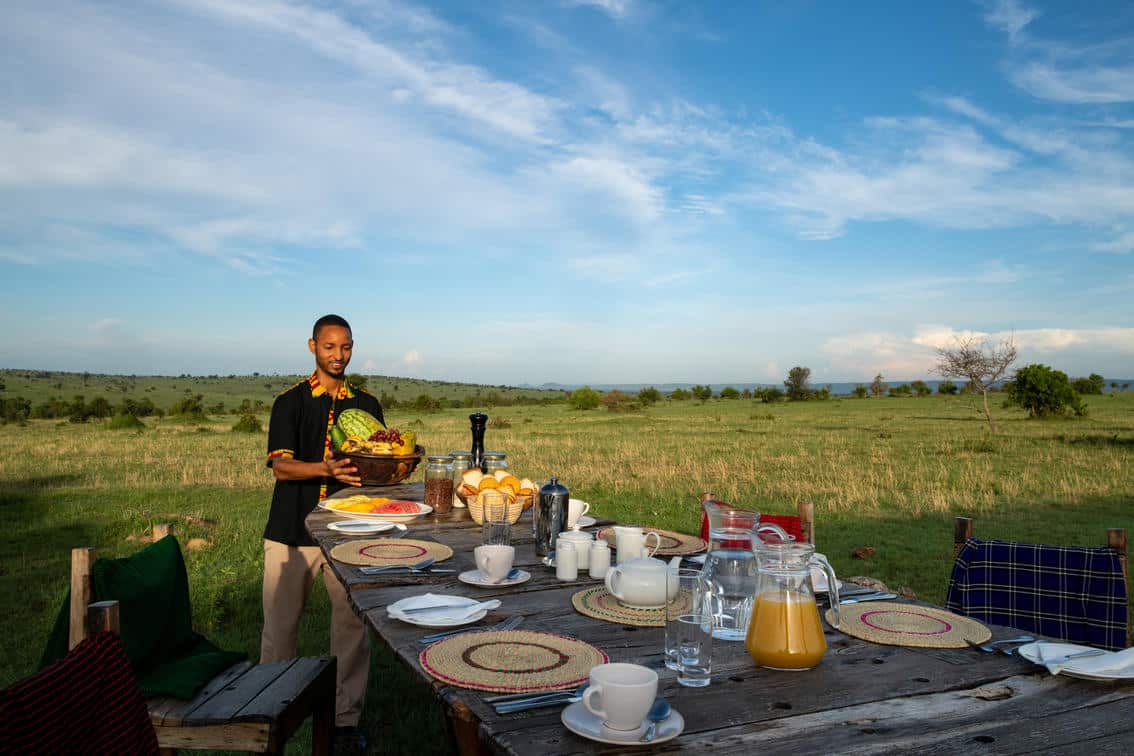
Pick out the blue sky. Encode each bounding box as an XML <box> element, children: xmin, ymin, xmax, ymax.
<box><xmin>2</xmin><ymin>0</ymin><xmax>1132</xmax><ymax>384</ymax></box>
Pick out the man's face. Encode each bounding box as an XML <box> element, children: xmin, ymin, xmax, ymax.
<box><xmin>308</xmin><ymin>325</ymin><xmax>353</xmax><ymax>380</ymax></box>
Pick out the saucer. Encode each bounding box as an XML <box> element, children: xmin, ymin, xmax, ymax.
<box><xmin>573</xmin><ymin>515</ymin><xmax>597</xmax><ymax>528</ymax></box>
<box><xmin>561</xmin><ymin>701</ymin><xmax>684</xmax><ymax>746</ymax></box>
<box><xmin>458</xmin><ymin>569</ymin><xmax>531</xmax><ymax>588</ymax></box>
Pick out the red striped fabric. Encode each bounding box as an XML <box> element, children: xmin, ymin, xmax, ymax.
<box><xmin>1</xmin><ymin>632</ymin><xmax>158</xmax><ymax>754</ymax></box>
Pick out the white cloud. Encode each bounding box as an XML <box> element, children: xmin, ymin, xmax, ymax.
<box><xmin>1093</xmin><ymin>231</ymin><xmax>1134</xmax><ymax>254</ymax></box>
<box><xmin>981</xmin><ymin>0</ymin><xmax>1040</xmax><ymax>41</ymax></box>
<box><xmin>566</xmin><ymin>0</ymin><xmax>634</xmax><ymax>20</ymax></box>
<box><xmin>1012</xmin><ymin>62</ymin><xmax>1134</xmax><ymax>105</ymax></box>
<box><xmin>568</xmin><ymin>253</ymin><xmax>642</xmax><ymax>281</ymax></box>
<box><xmin>402</xmin><ymin>350</ymin><xmax>423</xmax><ymax>368</ymax></box>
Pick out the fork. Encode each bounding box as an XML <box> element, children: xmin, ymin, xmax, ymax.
<box><xmin>966</xmin><ymin>635</ymin><xmax>1034</xmax><ymax>653</ymax></box>
<box><xmin>417</xmin><ymin>614</ymin><xmax>524</xmax><ymax>644</ymax></box>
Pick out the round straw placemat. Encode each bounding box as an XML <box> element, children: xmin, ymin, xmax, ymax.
<box><xmin>827</xmin><ymin>602</ymin><xmax>991</xmax><ymax>648</ymax></box>
<box><xmin>419</xmin><ymin>630</ymin><xmax>608</xmax><ymax>693</ymax></box>
<box><xmin>571</xmin><ymin>586</ymin><xmax>693</xmax><ymax>627</ymax></box>
<box><xmin>329</xmin><ymin>539</ymin><xmax>453</xmax><ymax>567</ymax></box>
<box><xmin>596</xmin><ymin>527</ymin><xmax>707</xmax><ymax>556</ymax></box>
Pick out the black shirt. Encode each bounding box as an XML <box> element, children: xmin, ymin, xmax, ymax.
<box><xmin>264</xmin><ymin>374</ymin><xmax>384</xmax><ymax>546</ymax></box>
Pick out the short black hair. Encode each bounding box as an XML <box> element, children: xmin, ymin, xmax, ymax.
<box><xmin>312</xmin><ymin>314</ymin><xmax>351</xmax><ymax>340</ymax></box>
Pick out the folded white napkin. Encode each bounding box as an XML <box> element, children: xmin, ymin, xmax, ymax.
<box><xmin>1047</xmin><ymin>646</ymin><xmax>1134</xmax><ymax>676</ymax></box>
<box><xmin>389</xmin><ymin>593</ymin><xmax>499</xmax><ymax>621</ymax></box>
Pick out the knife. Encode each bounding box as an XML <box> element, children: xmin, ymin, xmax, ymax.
<box><xmin>400</xmin><ymin>600</ymin><xmax>500</xmax><ymax>615</ymax></box>
<box><xmin>840</xmin><ymin>592</ymin><xmax>898</xmax><ymax>604</ymax></box>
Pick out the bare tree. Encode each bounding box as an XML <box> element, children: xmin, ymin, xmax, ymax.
<box><xmin>933</xmin><ymin>335</ymin><xmax>1018</xmax><ymax>432</ymax></box>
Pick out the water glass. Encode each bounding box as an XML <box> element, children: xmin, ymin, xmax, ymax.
<box><xmin>480</xmin><ymin>490</ymin><xmax>512</xmax><ymax>546</ymax></box>
<box><xmin>674</xmin><ymin>612</ymin><xmax>713</xmax><ymax>687</ymax></box>
<box><xmin>665</xmin><ymin>568</ymin><xmax>710</xmax><ymax>673</ymax></box>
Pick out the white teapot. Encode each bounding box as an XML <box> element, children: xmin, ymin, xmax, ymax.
<box><xmin>604</xmin><ymin>555</ymin><xmax>683</xmax><ymax>609</ymax></box>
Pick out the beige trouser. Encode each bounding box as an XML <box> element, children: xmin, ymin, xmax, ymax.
<box><xmin>260</xmin><ymin>540</ymin><xmax>370</xmax><ymax>727</ymax></box>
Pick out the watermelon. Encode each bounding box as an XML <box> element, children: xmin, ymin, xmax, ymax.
<box><xmin>369</xmin><ymin>500</ymin><xmax>422</xmax><ymax>515</ymax></box>
<box><xmin>337</xmin><ymin>408</ymin><xmax>384</xmax><ymax>439</ymax></box>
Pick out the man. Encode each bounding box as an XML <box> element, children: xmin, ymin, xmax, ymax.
<box><xmin>262</xmin><ymin>314</ymin><xmax>382</xmax><ymax>752</ymax></box>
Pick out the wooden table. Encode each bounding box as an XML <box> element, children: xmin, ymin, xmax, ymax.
<box><xmin>308</xmin><ymin>484</ymin><xmax>1134</xmax><ymax>754</ymax></box>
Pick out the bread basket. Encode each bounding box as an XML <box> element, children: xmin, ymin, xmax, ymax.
<box><xmin>467</xmin><ymin>490</ymin><xmax>529</xmax><ymax>525</ymax></box>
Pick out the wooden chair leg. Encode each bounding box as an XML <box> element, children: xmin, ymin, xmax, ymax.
<box><xmin>953</xmin><ymin>517</ymin><xmax>974</xmax><ymax>561</ymax></box>
<box><xmin>797</xmin><ymin>501</ymin><xmax>815</xmax><ymax>545</ymax></box>
<box><xmin>70</xmin><ymin>547</ymin><xmax>96</xmax><ymax>650</ymax></box>
<box><xmin>311</xmin><ymin>690</ymin><xmax>334</xmax><ymax>756</ymax></box>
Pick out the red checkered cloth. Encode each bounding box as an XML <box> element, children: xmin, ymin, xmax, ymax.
<box><xmin>2</xmin><ymin>631</ymin><xmax>159</xmax><ymax>755</ymax></box>
<box><xmin>700</xmin><ymin>502</ymin><xmax>804</xmax><ymax>546</ymax></box>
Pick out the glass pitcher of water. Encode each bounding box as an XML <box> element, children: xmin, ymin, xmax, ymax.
<box><xmin>700</xmin><ymin>501</ymin><xmax>790</xmax><ymax>641</ymax></box>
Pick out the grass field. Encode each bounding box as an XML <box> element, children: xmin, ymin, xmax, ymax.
<box><xmin>1</xmin><ymin>388</ymin><xmax>1131</xmax><ymax>753</ymax></box>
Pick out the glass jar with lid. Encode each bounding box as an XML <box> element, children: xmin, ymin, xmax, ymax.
<box><xmin>448</xmin><ymin>451</ymin><xmax>472</xmax><ymax>509</ymax></box>
<box><xmin>483</xmin><ymin>452</ymin><xmax>508</xmax><ymax>476</ymax></box>
<box><xmin>424</xmin><ymin>455</ymin><xmax>454</xmax><ymax>514</ymax></box>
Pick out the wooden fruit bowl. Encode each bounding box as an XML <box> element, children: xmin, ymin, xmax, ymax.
<box><xmin>331</xmin><ymin>445</ymin><xmax>424</xmax><ymax>486</ymax></box>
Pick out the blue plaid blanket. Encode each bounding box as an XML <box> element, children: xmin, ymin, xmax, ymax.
<box><xmin>946</xmin><ymin>537</ymin><xmax>1128</xmax><ymax>651</ymax></box>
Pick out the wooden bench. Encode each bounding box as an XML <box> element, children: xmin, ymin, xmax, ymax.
<box><xmin>71</xmin><ymin>526</ymin><xmax>336</xmax><ymax>755</ymax></box>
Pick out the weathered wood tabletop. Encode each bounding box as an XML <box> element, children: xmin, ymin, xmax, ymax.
<box><xmin>308</xmin><ymin>484</ymin><xmax>1134</xmax><ymax>754</ymax></box>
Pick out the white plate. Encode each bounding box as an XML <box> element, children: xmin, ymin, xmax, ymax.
<box><xmin>1017</xmin><ymin>642</ymin><xmax>1134</xmax><ymax>680</ymax></box>
<box><xmin>458</xmin><ymin>569</ymin><xmax>531</xmax><ymax>588</ymax></box>
<box><xmin>327</xmin><ymin>519</ymin><xmax>397</xmax><ymax>534</ymax></box>
<box><xmin>561</xmin><ymin>700</ymin><xmax>684</xmax><ymax>745</ymax></box>
<box><xmin>387</xmin><ymin>594</ymin><xmax>488</xmax><ymax>628</ymax></box>
<box><xmin>574</xmin><ymin>516</ymin><xmax>597</xmax><ymax>528</ymax></box>
<box><xmin>319</xmin><ymin>500</ymin><xmax>432</xmax><ymax>522</ymax></box>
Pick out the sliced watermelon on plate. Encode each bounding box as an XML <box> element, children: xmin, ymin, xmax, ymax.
<box><xmin>370</xmin><ymin>500</ymin><xmax>422</xmax><ymax>515</ymax></box>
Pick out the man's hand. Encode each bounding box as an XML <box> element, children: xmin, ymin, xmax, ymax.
<box><xmin>270</xmin><ymin>456</ymin><xmax>361</xmax><ymax>486</ymax></box>
<box><xmin>325</xmin><ymin>457</ymin><xmax>362</xmax><ymax>487</ymax></box>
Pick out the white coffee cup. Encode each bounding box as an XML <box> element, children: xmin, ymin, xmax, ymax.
<box><xmin>582</xmin><ymin>663</ymin><xmax>658</xmax><ymax>734</ymax></box>
<box><xmin>474</xmin><ymin>544</ymin><xmax>515</xmax><ymax>583</ymax></box>
<box><xmin>566</xmin><ymin>498</ymin><xmax>591</xmax><ymax>529</ymax></box>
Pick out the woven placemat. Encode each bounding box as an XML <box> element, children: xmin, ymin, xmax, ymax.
<box><xmin>827</xmin><ymin>602</ymin><xmax>992</xmax><ymax>648</ymax></box>
<box><xmin>596</xmin><ymin>527</ymin><xmax>707</xmax><ymax>556</ymax></box>
<box><xmin>571</xmin><ymin>586</ymin><xmax>694</xmax><ymax>627</ymax></box>
<box><xmin>329</xmin><ymin>539</ymin><xmax>453</xmax><ymax>567</ymax></box>
<box><xmin>419</xmin><ymin>630</ymin><xmax>608</xmax><ymax>693</ymax></box>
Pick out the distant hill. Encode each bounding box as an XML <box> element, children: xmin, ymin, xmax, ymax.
<box><xmin>0</xmin><ymin>369</ymin><xmax>564</xmax><ymax>415</ymax></box>
<box><xmin>526</xmin><ymin>379</ymin><xmax>1134</xmax><ymax>395</ymax></box>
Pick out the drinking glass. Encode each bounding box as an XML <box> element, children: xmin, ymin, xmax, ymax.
<box><xmin>480</xmin><ymin>490</ymin><xmax>512</xmax><ymax>546</ymax></box>
<box><xmin>674</xmin><ymin>612</ymin><xmax>713</xmax><ymax>687</ymax></box>
<box><xmin>665</xmin><ymin>568</ymin><xmax>708</xmax><ymax>671</ymax></box>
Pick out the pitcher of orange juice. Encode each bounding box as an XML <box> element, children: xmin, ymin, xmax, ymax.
<box><xmin>745</xmin><ymin>541</ymin><xmax>840</xmax><ymax>671</ymax></box>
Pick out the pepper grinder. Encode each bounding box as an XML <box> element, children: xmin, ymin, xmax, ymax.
<box><xmin>469</xmin><ymin>412</ymin><xmax>488</xmax><ymax>473</ymax></box>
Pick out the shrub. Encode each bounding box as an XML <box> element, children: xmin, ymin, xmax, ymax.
<box><xmin>851</xmin><ymin>385</ymin><xmax>868</xmax><ymax>399</ymax></box>
<box><xmin>814</xmin><ymin>386</ymin><xmax>831</xmax><ymax>400</ymax></box>
<box><xmin>411</xmin><ymin>394</ymin><xmax>442</xmax><ymax>412</ymax></box>
<box><xmin>569</xmin><ymin>386</ymin><xmax>601</xmax><ymax>410</ymax></box>
<box><xmin>1</xmin><ymin>396</ymin><xmax>31</xmax><ymax>424</ymax></box>
<box><xmin>669</xmin><ymin>388</ymin><xmax>691</xmax><ymax>401</ymax></box>
<box><xmin>231</xmin><ymin>413</ymin><xmax>262</xmax><ymax>433</ymax></box>
<box><xmin>910</xmin><ymin>380</ymin><xmax>932</xmax><ymax>397</ymax></box>
<box><xmin>169</xmin><ymin>394</ymin><xmax>206</xmax><ymax>420</ymax></box>
<box><xmin>719</xmin><ymin>386</ymin><xmax>740</xmax><ymax>399</ymax></box>
<box><xmin>109</xmin><ymin>413</ymin><xmax>146</xmax><ymax>430</ymax></box>
<box><xmin>937</xmin><ymin>380</ymin><xmax>958</xmax><ymax>395</ymax></box>
<box><xmin>1004</xmin><ymin>364</ymin><xmax>1086</xmax><ymax>417</ymax></box>
<box><xmin>691</xmin><ymin>385</ymin><xmax>713</xmax><ymax>401</ymax></box>
<box><xmin>602</xmin><ymin>390</ymin><xmax>636</xmax><ymax>412</ymax></box>
<box><xmin>755</xmin><ymin>387</ymin><xmax>784</xmax><ymax>403</ymax></box>
<box><xmin>637</xmin><ymin>387</ymin><xmax>661</xmax><ymax>405</ymax></box>
<box><xmin>1071</xmin><ymin>373</ymin><xmax>1105</xmax><ymax>395</ymax></box>
<box><xmin>888</xmin><ymin>384</ymin><xmax>912</xmax><ymax>397</ymax></box>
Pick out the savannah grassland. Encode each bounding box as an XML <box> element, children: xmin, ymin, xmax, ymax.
<box><xmin>1</xmin><ymin>384</ymin><xmax>1132</xmax><ymax>753</ymax></box>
